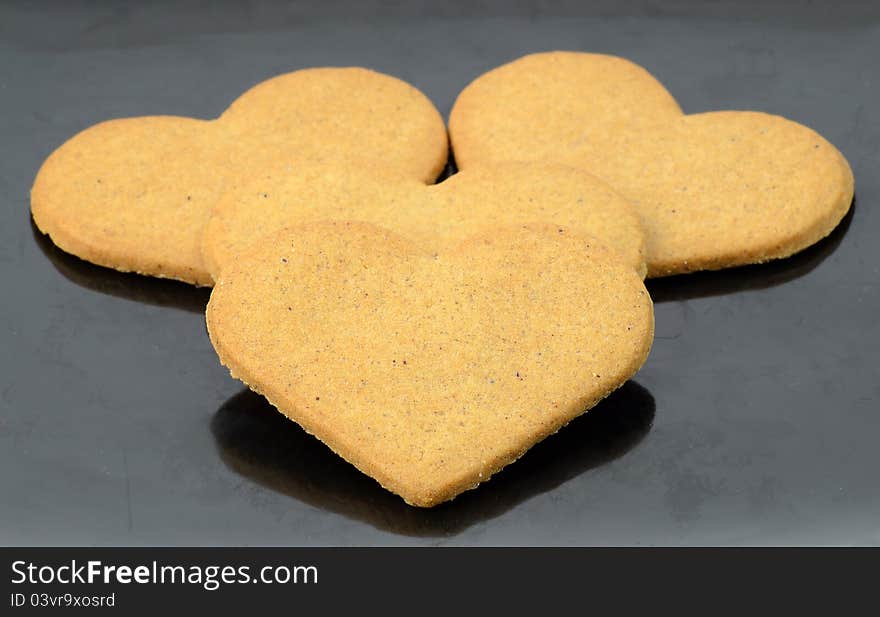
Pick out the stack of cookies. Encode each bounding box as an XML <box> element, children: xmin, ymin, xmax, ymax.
<box><xmin>31</xmin><ymin>52</ymin><xmax>853</xmax><ymax>507</ymax></box>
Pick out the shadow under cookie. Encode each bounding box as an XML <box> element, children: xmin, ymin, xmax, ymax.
<box><xmin>32</xmin><ymin>216</ymin><xmax>211</xmax><ymax>313</ymax></box>
<box><xmin>210</xmin><ymin>380</ymin><xmax>655</xmax><ymax>537</ymax></box>
<box><xmin>646</xmin><ymin>196</ymin><xmax>855</xmax><ymax>303</ymax></box>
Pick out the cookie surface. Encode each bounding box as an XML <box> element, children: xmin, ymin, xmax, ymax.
<box><xmin>31</xmin><ymin>67</ymin><xmax>448</xmax><ymax>286</ymax></box>
<box><xmin>206</xmin><ymin>221</ymin><xmax>654</xmax><ymax>507</ymax></box>
<box><xmin>202</xmin><ymin>161</ymin><xmax>647</xmax><ymax>280</ymax></box>
<box><xmin>449</xmin><ymin>51</ymin><xmax>854</xmax><ymax>277</ymax></box>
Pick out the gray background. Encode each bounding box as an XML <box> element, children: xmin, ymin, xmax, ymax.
<box><xmin>1</xmin><ymin>1</ymin><xmax>878</xmax><ymax>545</ymax></box>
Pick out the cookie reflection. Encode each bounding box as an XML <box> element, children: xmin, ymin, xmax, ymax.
<box><xmin>32</xmin><ymin>217</ymin><xmax>211</xmax><ymax>313</ymax></box>
<box><xmin>211</xmin><ymin>381</ymin><xmax>654</xmax><ymax>537</ymax></box>
<box><xmin>647</xmin><ymin>197</ymin><xmax>855</xmax><ymax>303</ymax></box>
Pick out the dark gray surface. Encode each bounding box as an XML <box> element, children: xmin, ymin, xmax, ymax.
<box><xmin>1</xmin><ymin>1</ymin><xmax>878</xmax><ymax>546</ymax></box>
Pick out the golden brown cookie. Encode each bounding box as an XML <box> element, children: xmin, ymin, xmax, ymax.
<box><xmin>31</xmin><ymin>68</ymin><xmax>448</xmax><ymax>286</ymax></box>
<box><xmin>206</xmin><ymin>221</ymin><xmax>654</xmax><ymax>507</ymax></box>
<box><xmin>202</xmin><ymin>161</ymin><xmax>647</xmax><ymax>281</ymax></box>
<box><xmin>449</xmin><ymin>51</ymin><xmax>854</xmax><ymax>277</ymax></box>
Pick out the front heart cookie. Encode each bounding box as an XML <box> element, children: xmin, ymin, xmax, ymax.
<box><xmin>202</xmin><ymin>161</ymin><xmax>648</xmax><ymax>280</ymax></box>
<box><xmin>449</xmin><ymin>51</ymin><xmax>854</xmax><ymax>277</ymax></box>
<box><xmin>206</xmin><ymin>221</ymin><xmax>654</xmax><ymax>507</ymax></box>
<box><xmin>31</xmin><ymin>67</ymin><xmax>447</xmax><ymax>286</ymax></box>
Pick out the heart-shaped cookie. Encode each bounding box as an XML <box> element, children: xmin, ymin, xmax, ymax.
<box><xmin>31</xmin><ymin>67</ymin><xmax>447</xmax><ymax>286</ymax></box>
<box><xmin>206</xmin><ymin>221</ymin><xmax>654</xmax><ymax>507</ymax></box>
<box><xmin>202</xmin><ymin>161</ymin><xmax>647</xmax><ymax>281</ymax></box>
<box><xmin>449</xmin><ymin>51</ymin><xmax>854</xmax><ymax>277</ymax></box>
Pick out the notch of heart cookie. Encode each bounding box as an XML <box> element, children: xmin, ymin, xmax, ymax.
<box><xmin>201</xmin><ymin>161</ymin><xmax>648</xmax><ymax>282</ymax></box>
<box><xmin>206</xmin><ymin>221</ymin><xmax>654</xmax><ymax>507</ymax></box>
<box><xmin>31</xmin><ymin>67</ymin><xmax>448</xmax><ymax>286</ymax></box>
<box><xmin>449</xmin><ymin>51</ymin><xmax>854</xmax><ymax>277</ymax></box>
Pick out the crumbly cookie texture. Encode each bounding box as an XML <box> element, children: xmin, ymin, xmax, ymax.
<box><xmin>31</xmin><ymin>67</ymin><xmax>448</xmax><ymax>286</ymax></box>
<box><xmin>202</xmin><ymin>160</ymin><xmax>647</xmax><ymax>281</ymax></box>
<box><xmin>449</xmin><ymin>51</ymin><xmax>854</xmax><ymax>277</ymax></box>
<box><xmin>206</xmin><ymin>221</ymin><xmax>654</xmax><ymax>507</ymax></box>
